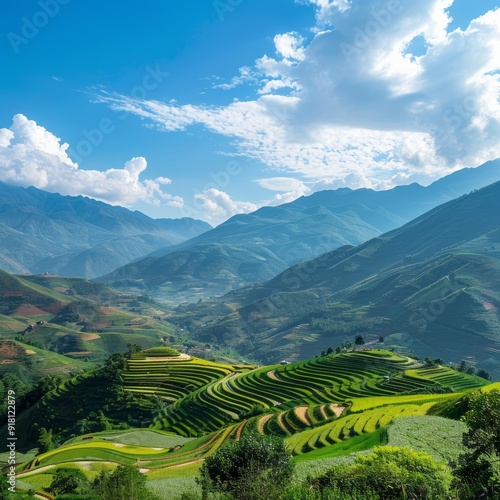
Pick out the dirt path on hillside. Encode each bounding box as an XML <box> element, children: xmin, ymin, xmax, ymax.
<box><xmin>257</xmin><ymin>414</ymin><xmax>273</xmax><ymax>434</ymax></box>
<box><xmin>294</xmin><ymin>406</ymin><xmax>310</xmax><ymax>426</ymax></box>
<box><xmin>267</xmin><ymin>370</ymin><xmax>280</xmax><ymax>381</ymax></box>
<box><xmin>144</xmin><ymin>353</ymin><xmax>191</xmax><ymax>361</ymax></box>
<box><xmin>236</xmin><ymin>421</ymin><xmax>247</xmax><ymax>439</ymax></box>
<box><xmin>19</xmin><ymin>461</ymin><xmax>117</xmax><ymax>478</ymax></box>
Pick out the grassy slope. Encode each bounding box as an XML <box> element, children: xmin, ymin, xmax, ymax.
<box><xmin>186</xmin><ymin>183</ymin><xmax>500</xmax><ymax>372</ymax></box>
<box><xmin>12</xmin><ymin>351</ymin><xmax>491</xmax><ymax>500</ymax></box>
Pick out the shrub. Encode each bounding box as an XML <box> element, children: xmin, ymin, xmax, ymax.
<box><xmin>453</xmin><ymin>390</ymin><xmax>500</xmax><ymax>498</ymax></box>
<box><xmin>310</xmin><ymin>446</ymin><xmax>452</xmax><ymax>499</ymax></box>
<box><xmin>198</xmin><ymin>432</ymin><xmax>294</xmax><ymax>500</ymax></box>
<box><xmin>49</xmin><ymin>468</ymin><xmax>90</xmax><ymax>496</ymax></box>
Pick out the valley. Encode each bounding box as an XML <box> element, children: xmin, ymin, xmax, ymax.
<box><xmin>1</xmin><ymin>172</ymin><xmax>500</xmax><ymax>499</ymax></box>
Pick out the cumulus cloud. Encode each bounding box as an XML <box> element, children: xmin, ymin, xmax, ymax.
<box><xmin>256</xmin><ymin>176</ymin><xmax>309</xmax><ymax>192</ymax></box>
<box><xmin>193</xmin><ymin>188</ymin><xmax>258</xmax><ymax>223</ymax></box>
<box><xmin>93</xmin><ymin>1</ymin><xmax>500</xmax><ymax>190</ymax></box>
<box><xmin>274</xmin><ymin>32</ymin><xmax>306</xmax><ymax>61</ymax></box>
<box><xmin>0</xmin><ymin>114</ymin><xmax>183</xmax><ymax>208</ymax></box>
<box><xmin>255</xmin><ymin>176</ymin><xmax>312</xmax><ymax>206</ymax></box>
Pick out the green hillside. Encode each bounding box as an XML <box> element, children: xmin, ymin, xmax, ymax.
<box><xmin>9</xmin><ymin>350</ymin><xmax>492</xmax><ymax>500</ymax></box>
<box><xmin>0</xmin><ymin>181</ymin><xmax>211</xmax><ymax>279</ymax></box>
<box><xmin>186</xmin><ymin>182</ymin><xmax>500</xmax><ymax>375</ymax></box>
<box><xmin>100</xmin><ymin>160</ymin><xmax>500</xmax><ymax>302</ymax></box>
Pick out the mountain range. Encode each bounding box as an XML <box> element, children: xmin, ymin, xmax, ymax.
<box><xmin>101</xmin><ymin>159</ymin><xmax>500</xmax><ymax>301</ymax></box>
<box><xmin>0</xmin><ymin>182</ymin><xmax>211</xmax><ymax>278</ymax></box>
<box><xmin>183</xmin><ymin>180</ymin><xmax>500</xmax><ymax>376</ymax></box>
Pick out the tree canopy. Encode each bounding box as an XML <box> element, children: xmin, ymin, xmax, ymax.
<box><xmin>453</xmin><ymin>389</ymin><xmax>500</xmax><ymax>497</ymax></box>
<box><xmin>199</xmin><ymin>433</ymin><xmax>294</xmax><ymax>500</ymax></box>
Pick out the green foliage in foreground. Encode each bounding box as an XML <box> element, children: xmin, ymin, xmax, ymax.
<box><xmin>93</xmin><ymin>465</ymin><xmax>161</xmax><ymax>500</ymax></box>
<box><xmin>299</xmin><ymin>446</ymin><xmax>452</xmax><ymax>500</ymax></box>
<box><xmin>199</xmin><ymin>433</ymin><xmax>294</xmax><ymax>500</ymax></box>
<box><xmin>453</xmin><ymin>389</ymin><xmax>500</xmax><ymax>498</ymax></box>
<box><xmin>49</xmin><ymin>467</ymin><xmax>89</xmax><ymax>496</ymax></box>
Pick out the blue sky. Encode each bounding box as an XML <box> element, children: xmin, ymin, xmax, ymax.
<box><xmin>0</xmin><ymin>0</ymin><xmax>499</xmax><ymax>224</ymax></box>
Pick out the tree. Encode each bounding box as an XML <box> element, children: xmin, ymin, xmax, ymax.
<box><xmin>97</xmin><ymin>410</ymin><xmax>112</xmax><ymax>431</ymax></box>
<box><xmin>198</xmin><ymin>433</ymin><xmax>294</xmax><ymax>500</ymax></box>
<box><xmin>37</xmin><ymin>427</ymin><xmax>57</xmax><ymax>454</ymax></box>
<box><xmin>49</xmin><ymin>467</ymin><xmax>90</xmax><ymax>496</ymax></box>
<box><xmin>0</xmin><ymin>469</ymin><xmax>15</xmax><ymax>499</ymax></box>
<box><xmin>354</xmin><ymin>335</ymin><xmax>365</xmax><ymax>346</ymax></box>
<box><xmin>127</xmin><ymin>343</ymin><xmax>142</xmax><ymax>357</ymax></box>
<box><xmin>476</xmin><ymin>369</ymin><xmax>492</xmax><ymax>381</ymax></box>
<box><xmin>93</xmin><ymin>465</ymin><xmax>160</xmax><ymax>500</ymax></box>
<box><xmin>453</xmin><ymin>390</ymin><xmax>500</xmax><ymax>497</ymax></box>
<box><xmin>310</xmin><ymin>446</ymin><xmax>451</xmax><ymax>499</ymax></box>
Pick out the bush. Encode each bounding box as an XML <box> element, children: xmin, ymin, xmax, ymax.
<box><xmin>49</xmin><ymin>468</ymin><xmax>90</xmax><ymax>496</ymax></box>
<box><xmin>309</xmin><ymin>446</ymin><xmax>452</xmax><ymax>499</ymax></box>
<box><xmin>453</xmin><ymin>390</ymin><xmax>500</xmax><ymax>498</ymax></box>
<box><xmin>92</xmin><ymin>465</ymin><xmax>160</xmax><ymax>500</ymax></box>
<box><xmin>198</xmin><ymin>433</ymin><xmax>294</xmax><ymax>500</ymax></box>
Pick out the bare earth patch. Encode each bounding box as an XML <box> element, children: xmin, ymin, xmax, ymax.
<box><xmin>330</xmin><ymin>404</ymin><xmax>344</xmax><ymax>418</ymax></box>
<box><xmin>145</xmin><ymin>353</ymin><xmax>191</xmax><ymax>361</ymax></box>
<box><xmin>257</xmin><ymin>414</ymin><xmax>273</xmax><ymax>434</ymax></box>
<box><xmin>25</xmin><ymin>349</ymin><xmax>37</xmax><ymax>355</ymax></box>
<box><xmin>0</xmin><ymin>341</ymin><xmax>22</xmax><ymax>359</ymax></box>
<box><xmin>81</xmin><ymin>333</ymin><xmax>101</xmax><ymax>341</ymax></box>
<box><xmin>267</xmin><ymin>370</ymin><xmax>280</xmax><ymax>381</ymax></box>
<box><xmin>14</xmin><ymin>305</ymin><xmax>48</xmax><ymax>316</ymax></box>
<box><xmin>294</xmin><ymin>406</ymin><xmax>310</xmax><ymax>426</ymax></box>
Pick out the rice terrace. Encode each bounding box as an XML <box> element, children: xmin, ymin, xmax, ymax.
<box><xmin>2</xmin><ymin>0</ymin><xmax>500</xmax><ymax>498</ymax></box>
<box><xmin>4</xmin><ymin>345</ymin><xmax>498</xmax><ymax>499</ymax></box>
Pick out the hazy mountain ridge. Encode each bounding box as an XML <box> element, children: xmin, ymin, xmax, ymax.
<box><xmin>0</xmin><ymin>182</ymin><xmax>211</xmax><ymax>278</ymax></box>
<box><xmin>186</xmin><ymin>181</ymin><xmax>500</xmax><ymax>375</ymax></box>
<box><xmin>101</xmin><ymin>160</ymin><xmax>500</xmax><ymax>300</ymax></box>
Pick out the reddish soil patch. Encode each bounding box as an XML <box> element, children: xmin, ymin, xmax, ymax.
<box><xmin>92</xmin><ymin>320</ymin><xmax>113</xmax><ymax>329</ymax></box>
<box><xmin>0</xmin><ymin>341</ymin><xmax>23</xmax><ymax>360</ymax></box>
<box><xmin>66</xmin><ymin>351</ymin><xmax>93</xmax><ymax>356</ymax></box>
<box><xmin>14</xmin><ymin>304</ymin><xmax>48</xmax><ymax>316</ymax></box>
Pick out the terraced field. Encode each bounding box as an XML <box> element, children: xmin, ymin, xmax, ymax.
<box><xmin>13</xmin><ymin>350</ymin><xmax>492</xmax><ymax>500</ymax></box>
<box><xmin>155</xmin><ymin>350</ymin><xmax>466</xmax><ymax>436</ymax></box>
<box><xmin>123</xmin><ymin>354</ymin><xmax>255</xmax><ymax>402</ymax></box>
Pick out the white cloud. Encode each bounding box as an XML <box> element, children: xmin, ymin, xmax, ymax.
<box><xmin>274</xmin><ymin>32</ymin><xmax>306</xmax><ymax>61</ymax></box>
<box><xmin>0</xmin><ymin>114</ymin><xmax>184</xmax><ymax>208</ymax></box>
<box><xmin>256</xmin><ymin>176</ymin><xmax>309</xmax><ymax>192</ymax></box>
<box><xmin>193</xmin><ymin>188</ymin><xmax>257</xmax><ymax>224</ymax></box>
<box><xmin>213</xmin><ymin>66</ymin><xmax>259</xmax><ymax>90</ymax></box>
<box><xmin>303</xmin><ymin>0</ymin><xmax>352</xmax><ymax>23</ymax></box>
<box><xmin>93</xmin><ymin>1</ymin><xmax>500</xmax><ymax>190</ymax></box>
<box><xmin>256</xmin><ymin>176</ymin><xmax>312</xmax><ymax>206</ymax></box>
